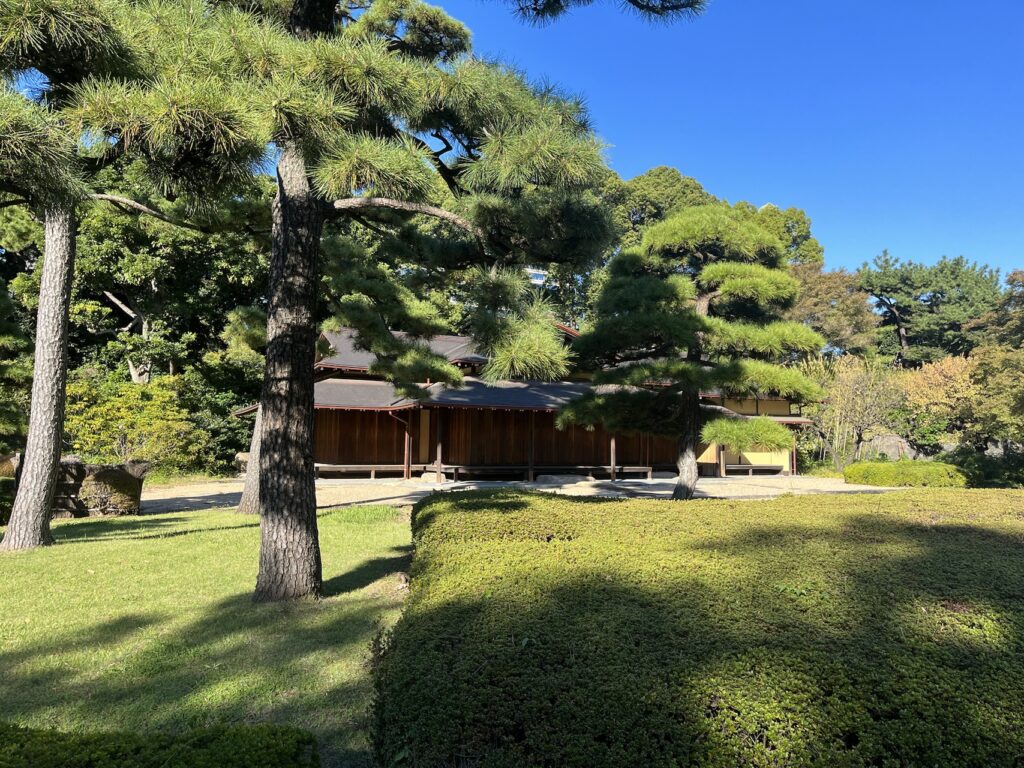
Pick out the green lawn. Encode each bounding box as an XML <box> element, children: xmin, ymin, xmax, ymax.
<box><xmin>0</xmin><ymin>505</ymin><xmax>411</xmax><ymax>768</ymax></box>
<box><xmin>377</xmin><ymin>488</ymin><xmax>1024</xmax><ymax>767</ymax></box>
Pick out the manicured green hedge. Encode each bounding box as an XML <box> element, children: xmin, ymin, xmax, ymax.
<box><xmin>843</xmin><ymin>460</ymin><xmax>967</xmax><ymax>487</ymax></box>
<box><xmin>0</xmin><ymin>722</ymin><xmax>319</xmax><ymax>768</ymax></box>
<box><xmin>374</xmin><ymin>488</ymin><xmax>1024</xmax><ymax>768</ymax></box>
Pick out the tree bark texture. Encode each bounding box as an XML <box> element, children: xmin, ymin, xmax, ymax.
<box><xmin>253</xmin><ymin>143</ymin><xmax>323</xmax><ymax>601</ymax></box>
<box><xmin>237</xmin><ymin>406</ymin><xmax>262</xmax><ymax>515</ymax></box>
<box><xmin>672</xmin><ymin>390</ymin><xmax>702</xmax><ymax>501</ymax></box>
<box><xmin>2</xmin><ymin>204</ymin><xmax>76</xmax><ymax>551</ymax></box>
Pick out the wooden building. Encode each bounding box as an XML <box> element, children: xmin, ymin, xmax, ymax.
<box><xmin>306</xmin><ymin>329</ymin><xmax>809</xmax><ymax>480</ymax></box>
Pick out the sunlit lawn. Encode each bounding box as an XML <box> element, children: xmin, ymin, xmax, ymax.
<box><xmin>0</xmin><ymin>505</ymin><xmax>411</xmax><ymax>768</ymax></box>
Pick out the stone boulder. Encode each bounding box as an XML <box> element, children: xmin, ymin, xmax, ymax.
<box><xmin>77</xmin><ymin>462</ymin><xmax>149</xmax><ymax>517</ymax></box>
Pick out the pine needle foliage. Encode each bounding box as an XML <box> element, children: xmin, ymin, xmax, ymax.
<box><xmin>700</xmin><ymin>415</ymin><xmax>793</xmax><ymax>453</ymax></box>
<box><xmin>563</xmin><ymin>204</ymin><xmax>823</xmax><ymax>473</ymax></box>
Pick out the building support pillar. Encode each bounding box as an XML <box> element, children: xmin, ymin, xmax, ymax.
<box><xmin>717</xmin><ymin>444</ymin><xmax>725</xmax><ymax>478</ymax></box>
<box><xmin>435</xmin><ymin>409</ymin><xmax>444</xmax><ymax>483</ymax></box>
<box><xmin>528</xmin><ymin>411</ymin><xmax>535</xmax><ymax>482</ymax></box>
<box><xmin>403</xmin><ymin>418</ymin><xmax>412</xmax><ymax>480</ymax></box>
<box><xmin>610</xmin><ymin>434</ymin><xmax>617</xmax><ymax>481</ymax></box>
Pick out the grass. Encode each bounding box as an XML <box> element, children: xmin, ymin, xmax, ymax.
<box><xmin>376</xmin><ymin>488</ymin><xmax>1024</xmax><ymax>767</ymax></box>
<box><xmin>0</xmin><ymin>505</ymin><xmax>411</xmax><ymax>768</ymax></box>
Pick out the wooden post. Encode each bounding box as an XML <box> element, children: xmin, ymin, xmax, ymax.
<box><xmin>435</xmin><ymin>409</ymin><xmax>444</xmax><ymax>483</ymax></box>
<box><xmin>717</xmin><ymin>444</ymin><xmax>725</xmax><ymax>477</ymax></box>
<box><xmin>610</xmin><ymin>434</ymin><xmax>617</xmax><ymax>481</ymax></box>
<box><xmin>528</xmin><ymin>411</ymin><xmax>535</xmax><ymax>482</ymax></box>
<box><xmin>403</xmin><ymin>418</ymin><xmax>412</xmax><ymax>480</ymax></box>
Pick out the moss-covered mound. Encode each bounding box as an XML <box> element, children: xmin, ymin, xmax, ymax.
<box><xmin>0</xmin><ymin>721</ymin><xmax>318</xmax><ymax>768</ymax></box>
<box><xmin>374</xmin><ymin>488</ymin><xmax>1024</xmax><ymax>768</ymax></box>
<box><xmin>844</xmin><ymin>460</ymin><xmax>967</xmax><ymax>487</ymax></box>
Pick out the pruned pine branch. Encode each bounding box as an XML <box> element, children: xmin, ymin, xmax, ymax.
<box><xmin>89</xmin><ymin>194</ymin><xmax>269</xmax><ymax>237</ymax></box>
<box><xmin>327</xmin><ymin>197</ymin><xmax>485</xmax><ymax>250</ymax></box>
<box><xmin>90</xmin><ymin>194</ymin><xmax>214</xmax><ymax>234</ymax></box>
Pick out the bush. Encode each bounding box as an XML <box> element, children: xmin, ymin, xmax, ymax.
<box><xmin>843</xmin><ymin>459</ymin><xmax>967</xmax><ymax>487</ymax></box>
<box><xmin>0</xmin><ymin>476</ymin><xmax>13</xmax><ymax>524</ymax></box>
<box><xmin>64</xmin><ymin>371</ymin><xmax>212</xmax><ymax>474</ymax></box>
<box><xmin>940</xmin><ymin>447</ymin><xmax>1024</xmax><ymax>489</ymax></box>
<box><xmin>374</xmin><ymin>488</ymin><xmax>1024</xmax><ymax>768</ymax></box>
<box><xmin>0</xmin><ymin>721</ymin><xmax>318</xmax><ymax>768</ymax></box>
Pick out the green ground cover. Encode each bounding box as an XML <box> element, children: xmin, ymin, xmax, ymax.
<box><xmin>0</xmin><ymin>505</ymin><xmax>411</xmax><ymax>768</ymax></box>
<box><xmin>376</xmin><ymin>488</ymin><xmax>1024</xmax><ymax>767</ymax></box>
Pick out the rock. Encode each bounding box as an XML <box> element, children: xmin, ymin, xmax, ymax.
<box><xmin>234</xmin><ymin>452</ymin><xmax>250</xmax><ymax>472</ymax></box>
<box><xmin>0</xmin><ymin>453</ymin><xmax>19</xmax><ymax>479</ymax></box>
<box><xmin>417</xmin><ymin>471</ymin><xmax>448</xmax><ymax>483</ymax></box>
<box><xmin>78</xmin><ymin>464</ymin><xmax>147</xmax><ymax>516</ymax></box>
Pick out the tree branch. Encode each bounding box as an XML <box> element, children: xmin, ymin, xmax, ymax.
<box><xmin>90</xmin><ymin>194</ymin><xmax>214</xmax><ymax>234</ymax></box>
<box><xmin>327</xmin><ymin>197</ymin><xmax>486</xmax><ymax>252</ymax></box>
<box><xmin>90</xmin><ymin>193</ymin><xmax>270</xmax><ymax>238</ymax></box>
<box><xmin>401</xmin><ymin>131</ymin><xmax>465</xmax><ymax>197</ymax></box>
<box><xmin>0</xmin><ymin>198</ymin><xmax>29</xmax><ymax>210</ymax></box>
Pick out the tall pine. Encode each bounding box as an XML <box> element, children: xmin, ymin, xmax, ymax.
<box><xmin>561</xmin><ymin>205</ymin><xmax>823</xmax><ymax>499</ymax></box>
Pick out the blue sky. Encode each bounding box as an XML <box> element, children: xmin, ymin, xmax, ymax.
<box><xmin>437</xmin><ymin>0</ymin><xmax>1024</xmax><ymax>272</ymax></box>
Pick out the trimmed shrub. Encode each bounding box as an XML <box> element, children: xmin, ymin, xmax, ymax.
<box><xmin>0</xmin><ymin>721</ymin><xmax>318</xmax><ymax>768</ymax></box>
<box><xmin>843</xmin><ymin>459</ymin><xmax>967</xmax><ymax>487</ymax></box>
<box><xmin>374</xmin><ymin>488</ymin><xmax>1024</xmax><ymax>768</ymax></box>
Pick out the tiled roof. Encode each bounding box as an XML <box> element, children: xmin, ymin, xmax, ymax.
<box><xmin>317</xmin><ymin>329</ymin><xmax>487</xmax><ymax>371</ymax></box>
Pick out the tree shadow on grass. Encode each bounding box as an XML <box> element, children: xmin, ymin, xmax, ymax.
<box><xmin>1</xmin><ymin>548</ymin><xmax>409</xmax><ymax>768</ymax></box>
<box><xmin>375</xmin><ymin>511</ymin><xmax>1024</xmax><ymax>767</ymax></box>
<box><xmin>323</xmin><ymin>546</ymin><xmax>412</xmax><ymax>597</ymax></box>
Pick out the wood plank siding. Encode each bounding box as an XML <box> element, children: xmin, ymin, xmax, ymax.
<box><xmin>313</xmin><ymin>406</ymin><xmax>693</xmax><ymax>471</ymax></box>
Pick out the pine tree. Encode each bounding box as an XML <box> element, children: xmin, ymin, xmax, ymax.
<box><xmin>0</xmin><ymin>0</ymin><xmax>265</xmax><ymax>550</ymax></box>
<box><xmin>201</xmin><ymin>0</ymin><xmax>609</xmax><ymax>599</ymax></box>
<box><xmin>859</xmin><ymin>251</ymin><xmax>1003</xmax><ymax>364</ymax></box>
<box><xmin>560</xmin><ymin>204</ymin><xmax>823</xmax><ymax>499</ymax></box>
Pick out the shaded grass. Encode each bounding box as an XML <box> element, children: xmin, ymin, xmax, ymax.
<box><xmin>376</xmin><ymin>488</ymin><xmax>1024</xmax><ymax>767</ymax></box>
<box><xmin>0</xmin><ymin>505</ymin><xmax>411</xmax><ymax>768</ymax></box>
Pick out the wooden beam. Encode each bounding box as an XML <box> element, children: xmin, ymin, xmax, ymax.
<box><xmin>528</xmin><ymin>411</ymin><xmax>535</xmax><ymax>482</ymax></box>
<box><xmin>403</xmin><ymin>419</ymin><xmax>412</xmax><ymax>480</ymax></box>
<box><xmin>610</xmin><ymin>434</ymin><xmax>617</xmax><ymax>482</ymax></box>
<box><xmin>717</xmin><ymin>444</ymin><xmax>725</xmax><ymax>478</ymax></box>
<box><xmin>435</xmin><ymin>409</ymin><xmax>444</xmax><ymax>483</ymax></box>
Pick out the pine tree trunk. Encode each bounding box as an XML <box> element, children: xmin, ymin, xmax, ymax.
<box><xmin>1</xmin><ymin>204</ymin><xmax>76</xmax><ymax>551</ymax></box>
<box><xmin>253</xmin><ymin>142</ymin><xmax>323</xmax><ymax>601</ymax></box>
<box><xmin>237</xmin><ymin>406</ymin><xmax>261</xmax><ymax>515</ymax></box>
<box><xmin>672</xmin><ymin>391</ymin><xmax>702</xmax><ymax>501</ymax></box>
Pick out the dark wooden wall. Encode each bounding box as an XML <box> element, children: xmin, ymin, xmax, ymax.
<box><xmin>313</xmin><ymin>409</ymin><xmax>408</xmax><ymax>465</ymax></box>
<box><xmin>314</xmin><ymin>407</ymin><xmax>689</xmax><ymax>468</ymax></box>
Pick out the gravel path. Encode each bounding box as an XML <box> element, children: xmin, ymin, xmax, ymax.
<box><xmin>141</xmin><ymin>475</ymin><xmax>888</xmax><ymax>515</ymax></box>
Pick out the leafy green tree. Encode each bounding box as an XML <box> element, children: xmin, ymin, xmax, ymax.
<box><xmin>784</xmin><ymin>263</ymin><xmax>878</xmax><ymax>354</ymax></box>
<box><xmin>968</xmin><ymin>269</ymin><xmax>1024</xmax><ymax>348</ymax></box>
<box><xmin>0</xmin><ymin>277</ymin><xmax>30</xmax><ymax>453</ymax></box>
<box><xmin>799</xmin><ymin>355</ymin><xmax>904</xmax><ymax>469</ymax></box>
<box><xmin>64</xmin><ymin>371</ymin><xmax>211</xmax><ymax>471</ymax></box>
<box><xmin>732</xmin><ymin>202</ymin><xmax>824</xmax><ymax>266</ymax></box>
<box><xmin>561</xmin><ymin>204</ymin><xmax>823</xmax><ymax>499</ymax></box>
<box><xmin>12</xmin><ymin>171</ymin><xmax>270</xmax><ymax>381</ymax></box>
<box><xmin>968</xmin><ymin>345</ymin><xmax>1024</xmax><ymax>446</ymax></box>
<box><xmin>859</xmin><ymin>251</ymin><xmax>1003</xmax><ymax>364</ymax></box>
<box><xmin>599</xmin><ymin>166</ymin><xmax>717</xmax><ymax>249</ymax></box>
